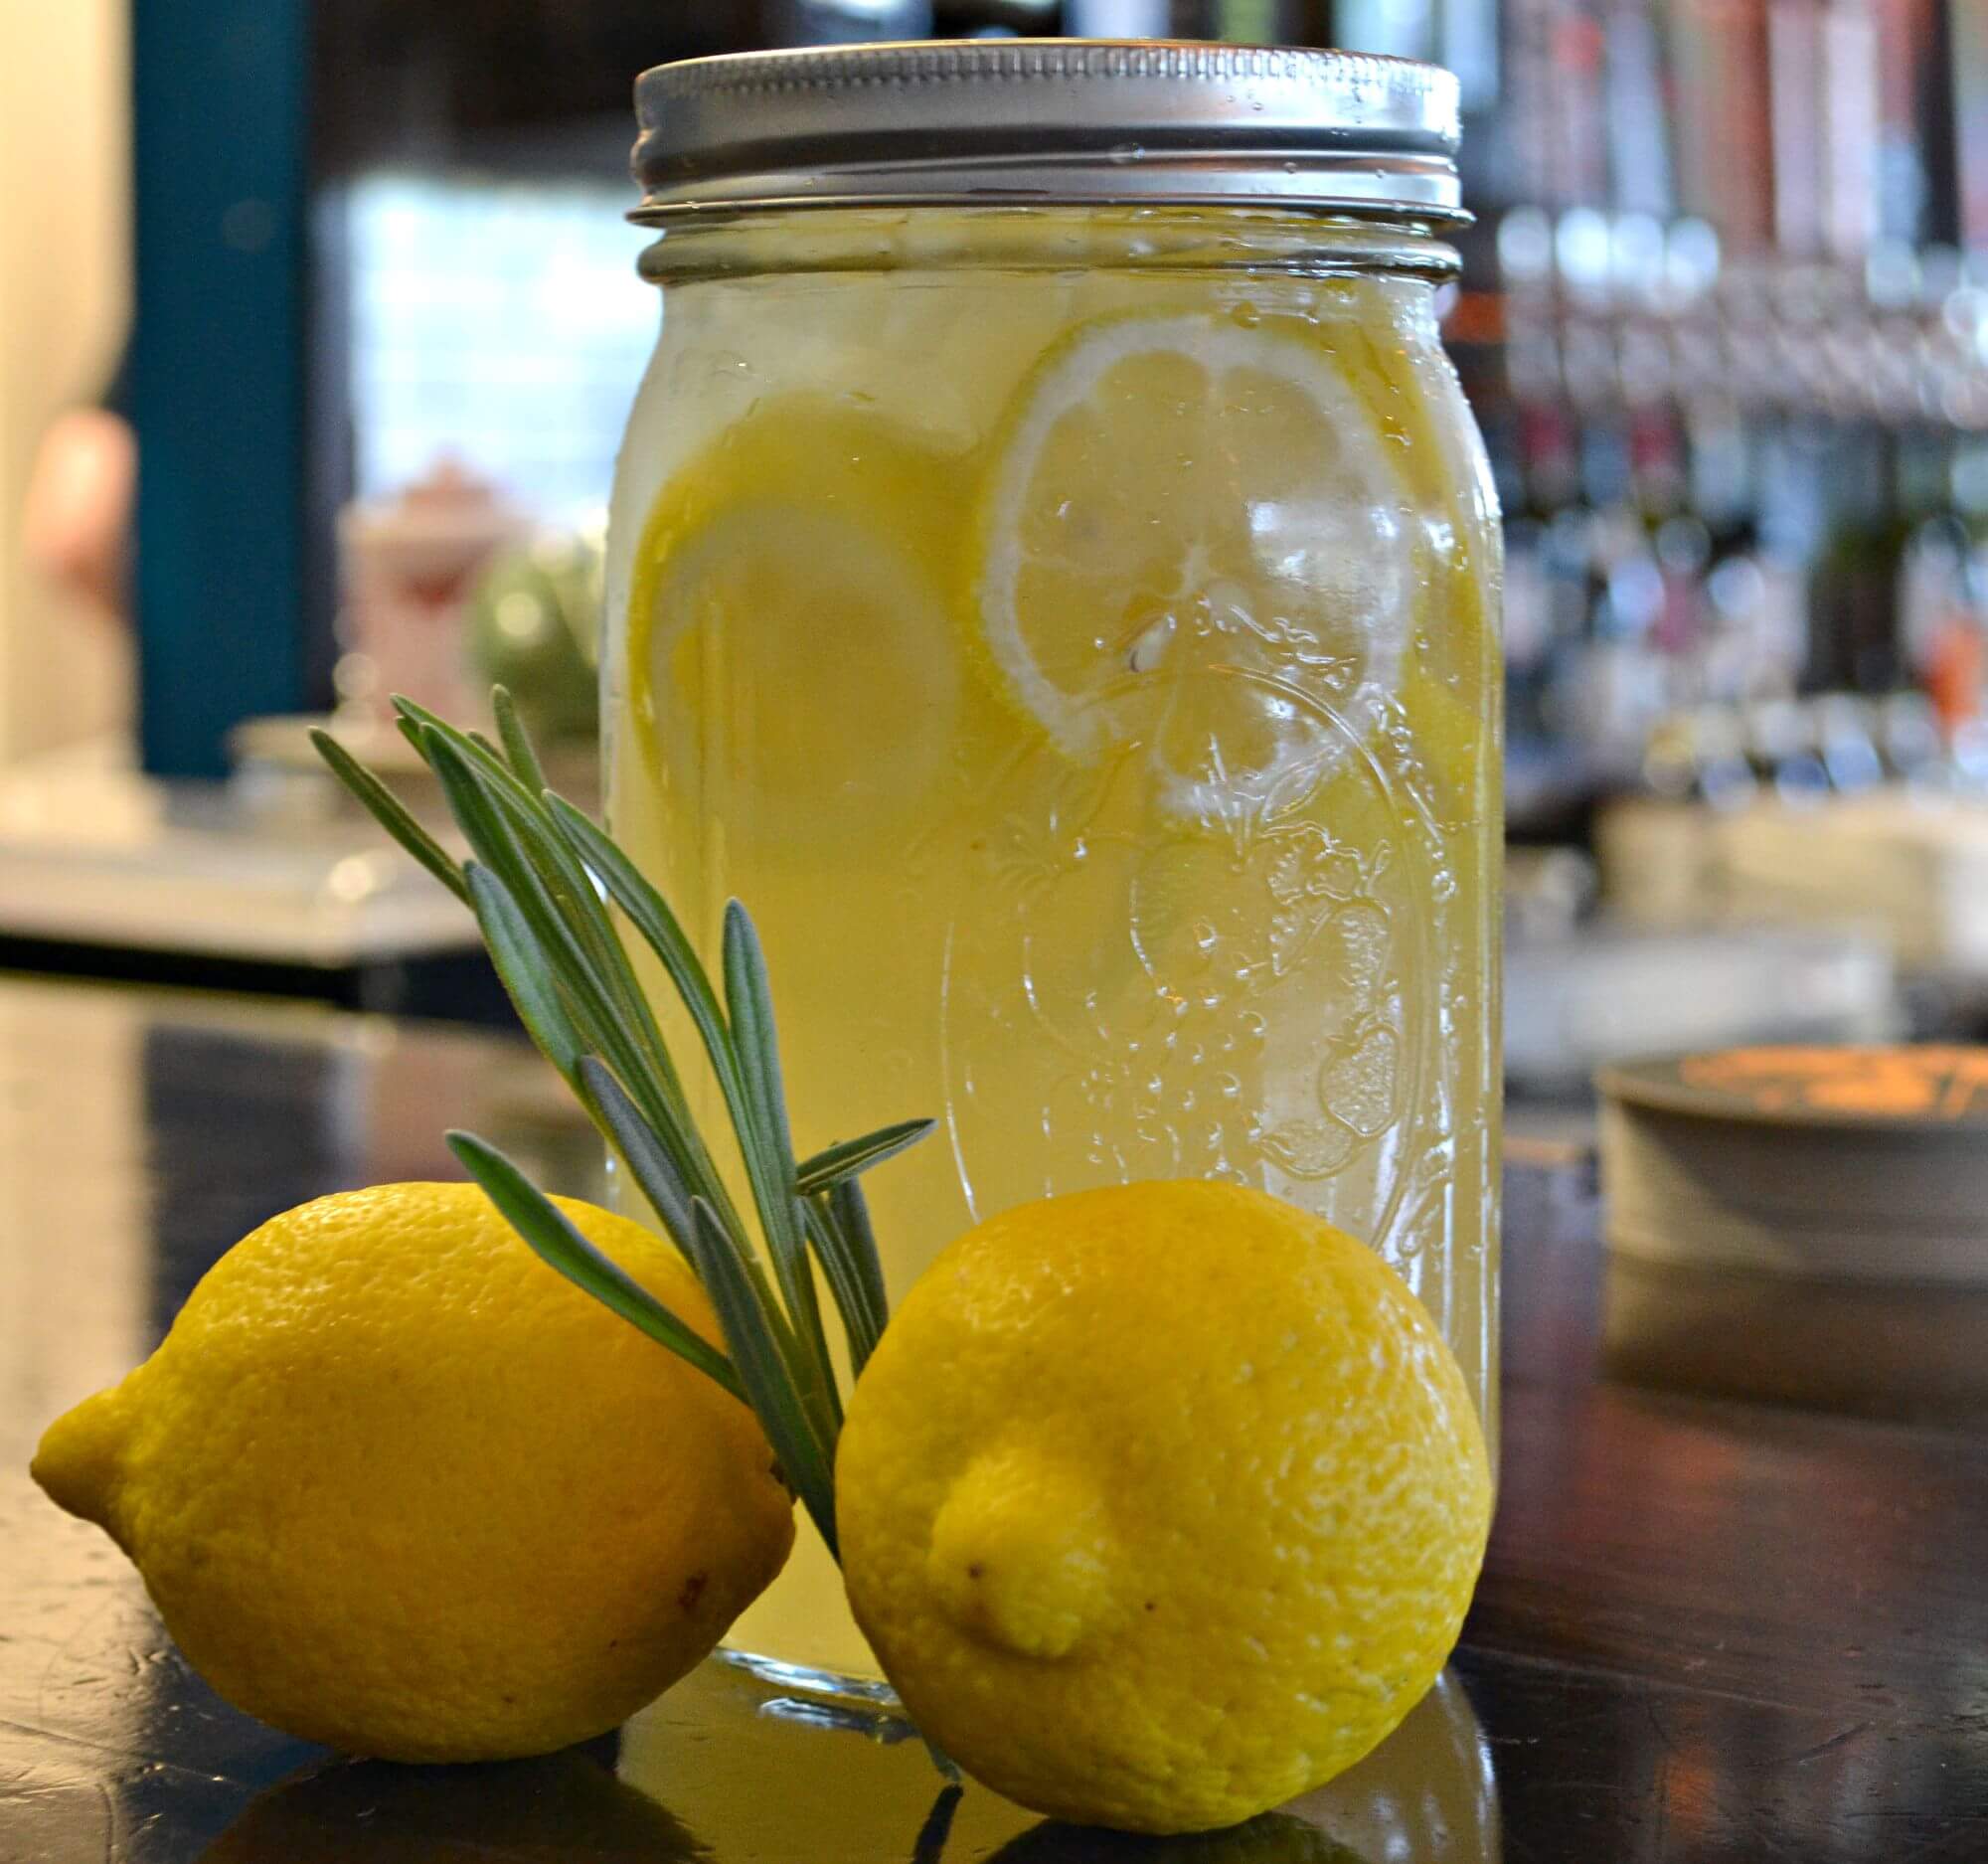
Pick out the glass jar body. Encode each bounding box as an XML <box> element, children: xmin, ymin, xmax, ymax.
<box><xmin>605</xmin><ymin>206</ymin><xmax>1503</xmax><ymax>1687</ymax></box>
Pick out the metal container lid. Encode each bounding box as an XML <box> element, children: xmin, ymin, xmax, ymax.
<box><xmin>632</xmin><ymin>40</ymin><xmax>1463</xmax><ymax>226</ymax></box>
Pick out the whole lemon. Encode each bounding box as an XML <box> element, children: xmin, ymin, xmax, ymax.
<box><xmin>837</xmin><ymin>1181</ymin><xmax>1491</xmax><ymax>1834</ymax></box>
<box><xmin>32</xmin><ymin>1182</ymin><xmax>793</xmax><ymax>1762</ymax></box>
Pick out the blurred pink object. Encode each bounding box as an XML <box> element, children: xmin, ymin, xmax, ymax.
<box><xmin>337</xmin><ymin>459</ymin><xmax>525</xmax><ymax>721</ymax></box>
<box><xmin>22</xmin><ymin>407</ymin><xmax>136</xmax><ymax>620</ymax></box>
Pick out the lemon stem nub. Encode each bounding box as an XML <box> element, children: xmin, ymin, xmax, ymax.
<box><xmin>924</xmin><ymin>1449</ymin><xmax>1115</xmax><ymax>1661</ymax></box>
<box><xmin>32</xmin><ymin>1386</ymin><xmax>131</xmax><ymax>1542</ymax></box>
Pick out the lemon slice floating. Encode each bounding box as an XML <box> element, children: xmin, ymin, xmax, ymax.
<box><xmin>972</xmin><ymin>312</ymin><xmax>1415</xmax><ymax>829</ymax></box>
<box><xmin>625</xmin><ymin>398</ymin><xmax>966</xmax><ymax>840</ymax></box>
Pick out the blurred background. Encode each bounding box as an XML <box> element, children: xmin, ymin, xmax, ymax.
<box><xmin>5</xmin><ymin>0</ymin><xmax>1987</xmax><ymax>1071</ymax></box>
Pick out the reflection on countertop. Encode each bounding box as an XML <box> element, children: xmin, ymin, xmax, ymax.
<box><xmin>5</xmin><ymin>975</ymin><xmax>1988</xmax><ymax>1862</ymax></box>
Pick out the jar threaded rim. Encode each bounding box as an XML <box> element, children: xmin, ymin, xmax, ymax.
<box><xmin>632</xmin><ymin>39</ymin><xmax>1464</xmax><ymax>227</ymax></box>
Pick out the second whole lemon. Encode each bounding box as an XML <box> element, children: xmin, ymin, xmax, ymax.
<box><xmin>837</xmin><ymin>1180</ymin><xmax>1492</xmax><ymax>1834</ymax></box>
<box><xmin>32</xmin><ymin>1182</ymin><xmax>794</xmax><ymax>1762</ymax></box>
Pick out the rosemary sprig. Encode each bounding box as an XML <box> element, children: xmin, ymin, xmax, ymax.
<box><xmin>311</xmin><ymin>692</ymin><xmax>935</xmax><ymax>1558</ymax></box>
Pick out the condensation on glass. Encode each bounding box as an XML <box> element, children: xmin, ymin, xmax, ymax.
<box><xmin>606</xmin><ymin>41</ymin><xmax>1503</xmax><ymax>1689</ymax></box>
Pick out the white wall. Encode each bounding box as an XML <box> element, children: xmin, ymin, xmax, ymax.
<box><xmin>0</xmin><ymin>0</ymin><xmax>133</xmax><ymax>764</ymax></box>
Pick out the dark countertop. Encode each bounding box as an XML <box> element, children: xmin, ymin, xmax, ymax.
<box><xmin>4</xmin><ymin>976</ymin><xmax>1986</xmax><ymax>1863</ymax></box>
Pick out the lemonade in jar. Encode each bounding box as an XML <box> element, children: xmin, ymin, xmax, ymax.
<box><xmin>606</xmin><ymin>41</ymin><xmax>1501</xmax><ymax>1689</ymax></box>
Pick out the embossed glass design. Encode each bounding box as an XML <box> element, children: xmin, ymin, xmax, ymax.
<box><xmin>605</xmin><ymin>205</ymin><xmax>1502</xmax><ymax>1686</ymax></box>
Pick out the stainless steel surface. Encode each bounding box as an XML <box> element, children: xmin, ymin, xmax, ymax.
<box><xmin>631</xmin><ymin>40</ymin><xmax>1464</xmax><ymax>223</ymax></box>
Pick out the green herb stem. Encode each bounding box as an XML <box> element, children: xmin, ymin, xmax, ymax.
<box><xmin>314</xmin><ymin>692</ymin><xmax>935</xmax><ymax>1567</ymax></box>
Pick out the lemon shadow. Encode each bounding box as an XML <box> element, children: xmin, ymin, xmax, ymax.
<box><xmin>987</xmin><ymin>1810</ymin><xmax>1369</xmax><ymax>1864</ymax></box>
<box><xmin>199</xmin><ymin>1741</ymin><xmax>708</xmax><ymax>1863</ymax></box>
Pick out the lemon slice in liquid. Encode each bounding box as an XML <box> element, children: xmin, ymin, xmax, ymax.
<box><xmin>971</xmin><ymin>312</ymin><xmax>1415</xmax><ymax>830</ymax></box>
<box><xmin>624</xmin><ymin>398</ymin><xmax>966</xmax><ymax>843</ymax></box>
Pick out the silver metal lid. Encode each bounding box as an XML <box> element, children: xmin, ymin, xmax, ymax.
<box><xmin>631</xmin><ymin>40</ymin><xmax>1463</xmax><ymax>226</ymax></box>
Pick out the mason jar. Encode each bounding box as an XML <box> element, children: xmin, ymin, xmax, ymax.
<box><xmin>606</xmin><ymin>41</ymin><xmax>1501</xmax><ymax>1690</ymax></box>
